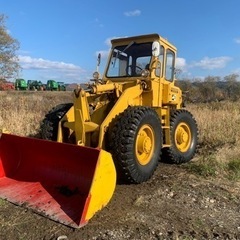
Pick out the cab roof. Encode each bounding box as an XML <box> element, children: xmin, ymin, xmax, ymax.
<box><xmin>111</xmin><ymin>33</ymin><xmax>177</xmax><ymax>51</ymax></box>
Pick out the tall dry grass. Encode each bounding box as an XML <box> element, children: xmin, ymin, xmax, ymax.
<box><xmin>187</xmin><ymin>101</ymin><xmax>240</xmax><ymax>158</ymax></box>
<box><xmin>0</xmin><ymin>91</ymin><xmax>72</xmax><ymax>136</ymax></box>
<box><xmin>187</xmin><ymin>101</ymin><xmax>240</xmax><ymax>180</ymax></box>
<box><xmin>188</xmin><ymin>101</ymin><xmax>240</xmax><ymax>149</ymax></box>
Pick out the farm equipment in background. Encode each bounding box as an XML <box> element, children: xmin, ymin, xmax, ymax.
<box><xmin>27</xmin><ymin>80</ymin><xmax>45</xmax><ymax>91</ymax></box>
<box><xmin>15</xmin><ymin>78</ymin><xmax>28</xmax><ymax>90</ymax></box>
<box><xmin>0</xmin><ymin>33</ymin><xmax>198</xmax><ymax>228</ymax></box>
<box><xmin>46</xmin><ymin>80</ymin><xmax>59</xmax><ymax>91</ymax></box>
<box><xmin>0</xmin><ymin>81</ymin><xmax>15</xmax><ymax>90</ymax></box>
<box><xmin>27</xmin><ymin>80</ymin><xmax>35</xmax><ymax>90</ymax></box>
<box><xmin>57</xmin><ymin>81</ymin><xmax>66</xmax><ymax>91</ymax></box>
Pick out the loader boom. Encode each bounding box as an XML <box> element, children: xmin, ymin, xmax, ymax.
<box><xmin>60</xmin><ymin>83</ymin><xmax>143</xmax><ymax>148</ymax></box>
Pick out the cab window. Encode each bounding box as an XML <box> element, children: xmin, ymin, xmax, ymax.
<box><xmin>155</xmin><ymin>46</ymin><xmax>164</xmax><ymax>77</ymax></box>
<box><xmin>106</xmin><ymin>42</ymin><xmax>152</xmax><ymax>77</ymax></box>
<box><xmin>165</xmin><ymin>49</ymin><xmax>175</xmax><ymax>81</ymax></box>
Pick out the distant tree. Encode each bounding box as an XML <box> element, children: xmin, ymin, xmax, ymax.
<box><xmin>190</xmin><ymin>78</ymin><xmax>207</xmax><ymax>102</ymax></box>
<box><xmin>176</xmin><ymin>78</ymin><xmax>194</xmax><ymax>102</ymax></box>
<box><xmin>176</xmin><ymin>74</ymin><xmax>240</xmax><ymax>103</ymax></box>
<box><xmin>0</xmin><ymin>14</ymin><xmax>20</xmax><ymax>79</ymax></box>
<box><xmin>224</xmin><ymin>74</ymin><xmax>240</xmax><ymax>101</ymax></box>
<box><xmin>199</xmin><ymin>76</ymin><xmax>221</xmax><ymax>102</ymax></box>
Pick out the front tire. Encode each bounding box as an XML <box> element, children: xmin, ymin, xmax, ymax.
<box><xmin>163</xmin><ymin>109</ymin><xmax>198</xmax><ymax>164</ymax></box>
<box><xmin>109</xmin><ymin>106</ymin><xmax>162</xmax><ymax>184</ymax></box>
<box><xmin>40</xmin><ymin>103</ymin><xmax>73</xmax><ymax>141</ymax></box>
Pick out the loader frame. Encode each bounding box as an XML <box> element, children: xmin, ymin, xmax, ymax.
<box><xmin>57</xmin><ymin>34</ymin><xmax>183</xmax><ymax>150</ymax></box>
<box><xmin>0</xmin><ymin>33</ymin><xmax>198</xmax><ymax>228</ymax></box>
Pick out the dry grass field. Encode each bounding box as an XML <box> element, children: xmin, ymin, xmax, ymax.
<box><xmin>0</xmin><ymin>91</ymin><xmax>239</xmax><ymax>181</ymax></box>
<box><xmin>0</xmin><ymin>91</ymin><xmax>72</xmax><ymax>137</ymax></box>
<box><xmin>188</xmin><ymin>101</ymin><xmax>240</xmax><ymax>181</ymax></box>
<box><xmin>0</xmin><ymin>91</ymin><xmax>239</xmax><ymax>239</ymax></box>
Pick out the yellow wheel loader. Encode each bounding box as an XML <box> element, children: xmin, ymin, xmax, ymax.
<box><xmin>0</xmin><ymin>33</ymin><xmax>198</xmax><ymax>228</ymax></box>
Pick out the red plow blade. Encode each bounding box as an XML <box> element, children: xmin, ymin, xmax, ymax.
<box><xmin>0</xmin><ymin>133</ymin><xmax>116</xmax><ymax>228</ymax></box>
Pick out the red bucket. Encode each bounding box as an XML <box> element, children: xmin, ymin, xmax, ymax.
<box><xmin>0</xmin><ymin>133</ymin><xmax>116</xmax><ymax>228</ymax></box>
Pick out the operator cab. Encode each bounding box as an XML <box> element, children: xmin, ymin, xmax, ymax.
<box><xmin>106</xmin><ymin>41</ymin><xmax>152</xmax><ymax>77</ymax></box>
<box><xmin>92</xmin><ymin>34</ymin><xmax>177</xmax><ymax>84</ymax></box>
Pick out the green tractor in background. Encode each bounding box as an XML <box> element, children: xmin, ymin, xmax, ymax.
<box><xmin>46</xmin><ymin>80</ymin><xmax>59</xmax><ymax>91</ymax></box>
<box><xmin>27</xmin><ymin>80</ymin><xmax>45</xmax><ymax>91</ymax></box>
<box><xmin>15</xmin><ymin>79</ymin><xmax>28</xmax><ymax>90</ymax></box>
<box><xmin>57</xmin><ymin>82</ymin><xmax>66</xmax><ymax>91</ymax></box>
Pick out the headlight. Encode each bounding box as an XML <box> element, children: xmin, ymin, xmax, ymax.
<box><xmin>141</xmin><ymin>69</ymin><xmax>150</xmax><ymax>78</ymax></box>
<box><xmin>93</xmin><ymin>71</ymin><xmax>99</xmax><ymax>79</ymax></box>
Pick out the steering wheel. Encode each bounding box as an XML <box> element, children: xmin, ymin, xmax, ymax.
<box><xmin>126</xmin><ymin>65</ymin><xmax>143</xmax><ymax>76</ymax></box>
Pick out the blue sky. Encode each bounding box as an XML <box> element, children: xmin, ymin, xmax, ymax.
<box><xmin>1</xmin><ymin>0</ymin><xmax>240</xmax><ymax>83</ymax></box>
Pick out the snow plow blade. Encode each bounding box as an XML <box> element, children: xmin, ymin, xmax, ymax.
<box><xmin>0</xmin><ymin>133</ymin><xmax>116</xmax><ymax>228</ymax></box>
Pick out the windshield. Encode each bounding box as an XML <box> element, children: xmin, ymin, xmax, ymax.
<box><xmin>106</xmin><ymin>42</ymin><xmax>152</xmax><ymax>78</ymax></box>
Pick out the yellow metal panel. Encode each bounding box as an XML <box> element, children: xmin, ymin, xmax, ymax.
<box><xmin>162</xmin><ymin>82</ymin><xmax>182</xmax><ymax>106</ymax></box>
<box><xmin>57</xmin><ymin>106</ymin><xmax>74</xmax><ymax>143</ymax></box>
<box><xmin>84</xmin><ymin>149</ymin><xmax>116</xmax><ymax>221</ymax></box>
<box><xmin>161</xmin><ymin>107</ymin><xmax>171</xmax><ymax>146</ymax></box>
<box><xmin>98</xmin><ymin>84</ymin><xmax>143</xmax><ymax>148</ymax></box>
<box><xmin>84</xmin><ymin>122</ymin><xmax>99</xmax><ymax>133</ymax></box>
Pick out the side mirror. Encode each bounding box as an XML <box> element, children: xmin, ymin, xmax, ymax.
<box><xmin>152</xmin><ymin>41</ymin><xmax>160</xmax><ymax>57</ymax></box>
<box><xmin>97</xmin><ymin>53</ymin><xmax>101</xmax><ymax>66</ymax></box>
<box><xmin>96</xmin><ymin>53</ymin><xmax>101</xmax><ymax>73</ymax></box>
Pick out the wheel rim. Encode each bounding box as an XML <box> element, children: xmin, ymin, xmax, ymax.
<box><xmin>135</xmin><ymin>125</ymin><xmax>154</xmax><ymax>165</ymax></box>
<box><xmin>175</xmin><ymin>122</ymin><xmax>191</xmax><ymax>152</ymax></box>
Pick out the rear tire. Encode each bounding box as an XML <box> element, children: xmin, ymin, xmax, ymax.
<box><xmin>40</xmin><ymin>103</ymin><xmax>73</xmax><ymax>141</ymax></box>
<box><xmin>109</xmin><ymin>106</ymin><xmax>162</xmax><ymax>184</ymax></box>
<box><xmin>162</xmin><ymin>109</ymin><xmax>198</xmax><ymax>164</ymax></box>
